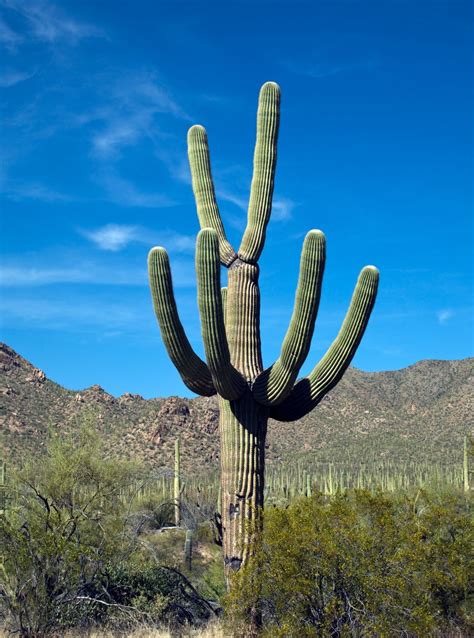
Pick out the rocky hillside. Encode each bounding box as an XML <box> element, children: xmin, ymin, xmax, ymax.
<box><xmin>0</xmin><ymin>343</ymin><xmax>472</xmax><ymax>473</ymax></box>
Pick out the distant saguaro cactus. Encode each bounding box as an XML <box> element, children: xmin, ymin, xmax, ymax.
<box><xmin>184</xmin><ymin>528</ymin><xmax>193</xmax><ymax>572</ymax></box>
<box><xmin>148</xmin><ymin>82</ymin><xmax>379</xmax><ymax>586</ymax></box>
<box><xmin>174</xmin><ymin>438</ymin><xmax>181</xmax><ymax>527</ymax></box>
<box><xmin>0</xmin><ymin>460</ymin><xmax>5</xmax><ymax>517</ymax></box>
<box><xmin>464</xmin><ymin>435</ymin><xmax>470</xmax><ymax>493</ymax></box>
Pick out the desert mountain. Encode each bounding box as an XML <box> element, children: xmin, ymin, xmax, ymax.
<box><xmin>1</xmin><ymin>343</ymin><xmax>472</xmax><ymax>473</ymax></box>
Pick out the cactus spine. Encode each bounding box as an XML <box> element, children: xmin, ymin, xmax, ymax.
<box><xmin>148</xmin><ymin>82</ymin><xmax>379</xmax><ymax>586</ymax></box>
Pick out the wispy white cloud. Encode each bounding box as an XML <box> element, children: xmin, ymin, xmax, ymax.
<box><xmin>84</xmin><ymin>72</ymin><xmax>192</xmax><ymax>206</ymax></box>
<box><xmin>217</xmin><ymin>188</ymin><xmax>248</xmax><ymax>211</ymax></box>
<box><xmin>374</xmin><ymin>307</ymin><xmax>471</xmax><ymax>327</ymax></box>
<box><xmin>214</xmin><ymin>188</ymin><xmax>246</xmax><ymax>231</ymax></box>
<box><xmin>128</xmin><ymin>75</ymin><xmax>190</xmax><ymax>120</ymax></box>
<box><xmin>0</xmin><ymin>297</ymin><xmax>140</xmax><ymax>330</ymax></box>
<box><xmin>80</xmin><ymin>223</ymin><xmax>195</xmax><ymax>255</ymax></box>
<box><xmin>156</xmin><ymin>232</ymin><xmax>195</xmax><ymax>254</ymax></box>
<box><xmin>0</xmin><ymin>263</ymin><xmax>146</xmax><ymax>286</ymax></box>
<box><xmin>217</xmin><ymin>188</ymin><xmax>296</xmax><ymax>225</ymax></box>
<box><xmin>1</xmin><ymin>0</ymin><xmax>103</xmax><ymax>45</ymax></box>
<box><xmin>437</xmin><ymin>309</ymin><xmax>454</xmax><ymax>325</ymax></box>
<box><xmin>92</xmin><ymin>116</ymin><xmax>147</xmax><ymax>159</ymax></box>
<box><xmin>95</xmin><ymin>169</ymin><xmax>175</xmax><ymax>209</ymax></box>
<box><xmin>80</xmin><ymin>224</ymin><xmax>140</xmax><ymax>252</ymax></box>
<box><xmin>1</xmin><ymin>254</ymin><xmax>196</xmax><ymax>287</ymax></box>
<box><xmin>1</xmin><ymin>173</ymin><xmax>172</xmax><ymax>209</ymax></box>
<box><xmin>90</xmin><ymin>71</ymin><xmax>191</xmax><ymax>160</ymax></box>
<box><xmin>0</xmin><ymin>68</ymin><xmax>35</xmax><ymax>87</ymax></box>
<box><xmin>272</xmin><ymin>197</ymin><xmax>296</xmax><ymax>222</ymax></box>
<box><xmin>2</xmin><ymin>180</ymin><xmax>73</xmax><ymax>202</ymax></box>
<box><xmin>154</xmin><ymin>147</ymin><xmax>191</xmax><ymax>184</ymax></box>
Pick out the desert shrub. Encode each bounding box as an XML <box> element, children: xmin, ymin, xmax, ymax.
<box><xmin>225</xmin><ymin>489</ymin><xmax>473</xmax><ymax>637</ymax></box>
<box><xmin>89</xmin><ymin>562</ymin><xmax>214</xmax><ymax>627</ymax></box>
<box><xmin>131</xmin><ymin>492</ymin><xmax>176</xmax><ymax>534</ymax></box>
<box><xmin>0</xmin><ymin>426</ymin><xmax>141</xmax><ymax>636</ymax></box>
<box><xmin>0</xmin><ymin>426</ymin><xmax>213</xmax><ymax>637</ymax></box>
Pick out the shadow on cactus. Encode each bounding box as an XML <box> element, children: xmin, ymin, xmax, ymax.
<box><xmin>148</xmin><ymin>82</ymin><xmax>379</xmax><ymax>590</ymax></box>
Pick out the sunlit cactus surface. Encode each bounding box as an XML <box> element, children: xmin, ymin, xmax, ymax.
<box><xmin>148</xmin><ymin>82</ymin><xmax>379</xmax><ymax>584</ymax></box>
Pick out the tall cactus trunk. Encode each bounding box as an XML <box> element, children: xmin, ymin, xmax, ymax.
<box><xmin>148</xmin><ymin>81</ymin><xmax>379</xmax><ymax>602</ymax></box>
<box><xmin>219</xmin><ymin>393</ymin><xmax>268</xmax><ymax>582</ymax></box>
<box><xmin>219</xmin><ymin>256</ymin><xmax>267</xmax><ymax>584</ymax></box>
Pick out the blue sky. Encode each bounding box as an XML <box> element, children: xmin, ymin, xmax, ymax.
<box><xmin>1</xmin><ymin>0</ymin><xmax>472</xmax><ymax>398</ymax></box>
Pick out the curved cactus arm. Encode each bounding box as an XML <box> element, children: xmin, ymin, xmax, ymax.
<box><xmin>238</xmin><ymin>82</ymin><xmax>281</xmax><ymax>264</ymax></box>
<box><xmin>252</xmin><ymin>230</ymin><xmax>326</xmax><ymax>406</ymax></box>
<box><xmin>270</xmin><ymin>266</ymin><xmax>379</xmax><ymax>421</ymax></box>
<box><xmin>196</xmin><ymin>229</ymin><xmax>247</xmax><ymax>400</ymax></box>
<box><xmin>148</xmin><ymin>248</ymin><xmax>216</xmax><ymax>397</ymax></box>
<box><xmin>188</xmin><ymin>126</ymin><xmax>237</xmax><ymax>267</ymax></box>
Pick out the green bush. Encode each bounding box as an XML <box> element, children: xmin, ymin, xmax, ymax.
<box><xmin>225</xmin><ymin>490</ymin><xmax>473</xmax><ymax>637</ymax></box>
<box><xmin>0</xmin><ymin>426</ymin><xmax>142</xmax><ymax>636</ymax></box>
<box><xmin>0</xmin><ymin>426</ymin><xmax>213</xmax><ymax>636</ymax></box>
<box><xmin>92</xmin><ymin>562</ymin><xmax>213</xmax><ymax>627</ymax></box>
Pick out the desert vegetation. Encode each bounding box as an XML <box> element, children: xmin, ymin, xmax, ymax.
<box><xmin>0</xmin><ymin>427</ymin><xmax>221</xmax><ymax>637</ymax></box>
<box><xmin>1</xmin><ymin>427</ymin><xmax>472</xmax><ymax>637</ymax></box>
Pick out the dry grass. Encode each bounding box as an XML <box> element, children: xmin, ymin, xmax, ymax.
<box><xmin>2</xmin><ymin>623</ymin><xmax>471</xmax><ymax>637</ymax></box>
<box><xmin>71</xmin><ymin>625</ymin><xmax>226</xmax><ymax>637</ymax></box>
<box><xmin>0</xmin><ymin>622</ymin><xmax>228</xmax><ymax>637</ymax></box>
<box><xmin>80</xmin><ymin>627</ymin><xmax>224</xmax><ymax>637</ymax></box>
<box><xmin>1</xmin><ymin>625</ymin><xmax>229</xmax><ymax>638</ymax></box>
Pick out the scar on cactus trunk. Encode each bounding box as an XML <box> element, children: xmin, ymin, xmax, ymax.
<box><xmin>148</xmin><ymin>82</ymin><xmax>379</xmax><ymax>589</ymax></box>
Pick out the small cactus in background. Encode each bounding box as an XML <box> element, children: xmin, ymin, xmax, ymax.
<box><xmin>463</xmin><ymin>435</ymin><xmax>470</xmax><ymax>493</ymax></box>
<box><xmin>0</xmin><ymin>460</ymin><xmax>5</xmax><ymax>517</ymax></box>
<box><xmin>174</xmin><ymin>438</ymin><xmax>181</xmax><ymax>527</ymax></box>
<box><xmin>148</xmin><ymin>82</ymin><xmax>379</xmax><ymax>586</ymax></box>
<box><xmin>184</xmin><ymin>528</ymin><xmax>193</xmax><ymax>571</ymax></box>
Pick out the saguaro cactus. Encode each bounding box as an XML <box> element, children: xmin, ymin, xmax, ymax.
<box><xmin>148</xmin><ymin>82</ymin><xmax>379</xmax><ymax>585</ymax></box>
<box><xmin>174</xmin><ymin>438</ymin><xmax>181</xmax><ymax>527</ymax></box>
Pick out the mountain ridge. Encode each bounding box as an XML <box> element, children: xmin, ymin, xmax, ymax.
<box><xmin>4</xmin><ymin>341</ymin><xmax>470</xmax><ymax>397</ymax></box>
<box><xmin>1</xmin><ymin>343</ymin><xmax>473</xmax><ymax>473</ymax></box>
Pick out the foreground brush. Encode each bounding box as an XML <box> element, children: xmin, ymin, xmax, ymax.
<box><xmin>148</xmin><ymin>81</ymin><xmax>379</xmax><ymax>588</ymax></box>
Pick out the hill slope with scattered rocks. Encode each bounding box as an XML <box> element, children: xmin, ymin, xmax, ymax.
<box><xmin>1</xmin><ymin>343</ymin><xmax>472</xmax><ymax>473</ymax></box>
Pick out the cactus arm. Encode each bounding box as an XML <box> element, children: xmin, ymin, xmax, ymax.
<box><xmin>148</xmin><ymin>247</ymin><xmax>215</xmax><ymax>397</ymax></box>
<box><xmin>252</xmin><ymin>230</ymin><xmax>326</xmax><ymax>406</ymax></box>
<box><xmin>188</xmin><ymin>125</ymin><xmax>237</xmax><ymax>266</ymax></box>
<box><xmin>238</xmin><ymin>82</ymin><xmax>281</xmax><ymax>264</ymax></box>
<box><xmin>270</xmin><ymin>266</ymin><xmax>379</xmax><ymax>421</ymax></box>
<box><xmin>196</xmin><ymin>229</ymin><xmax>247</xmax><ymax>400</ymax></box>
